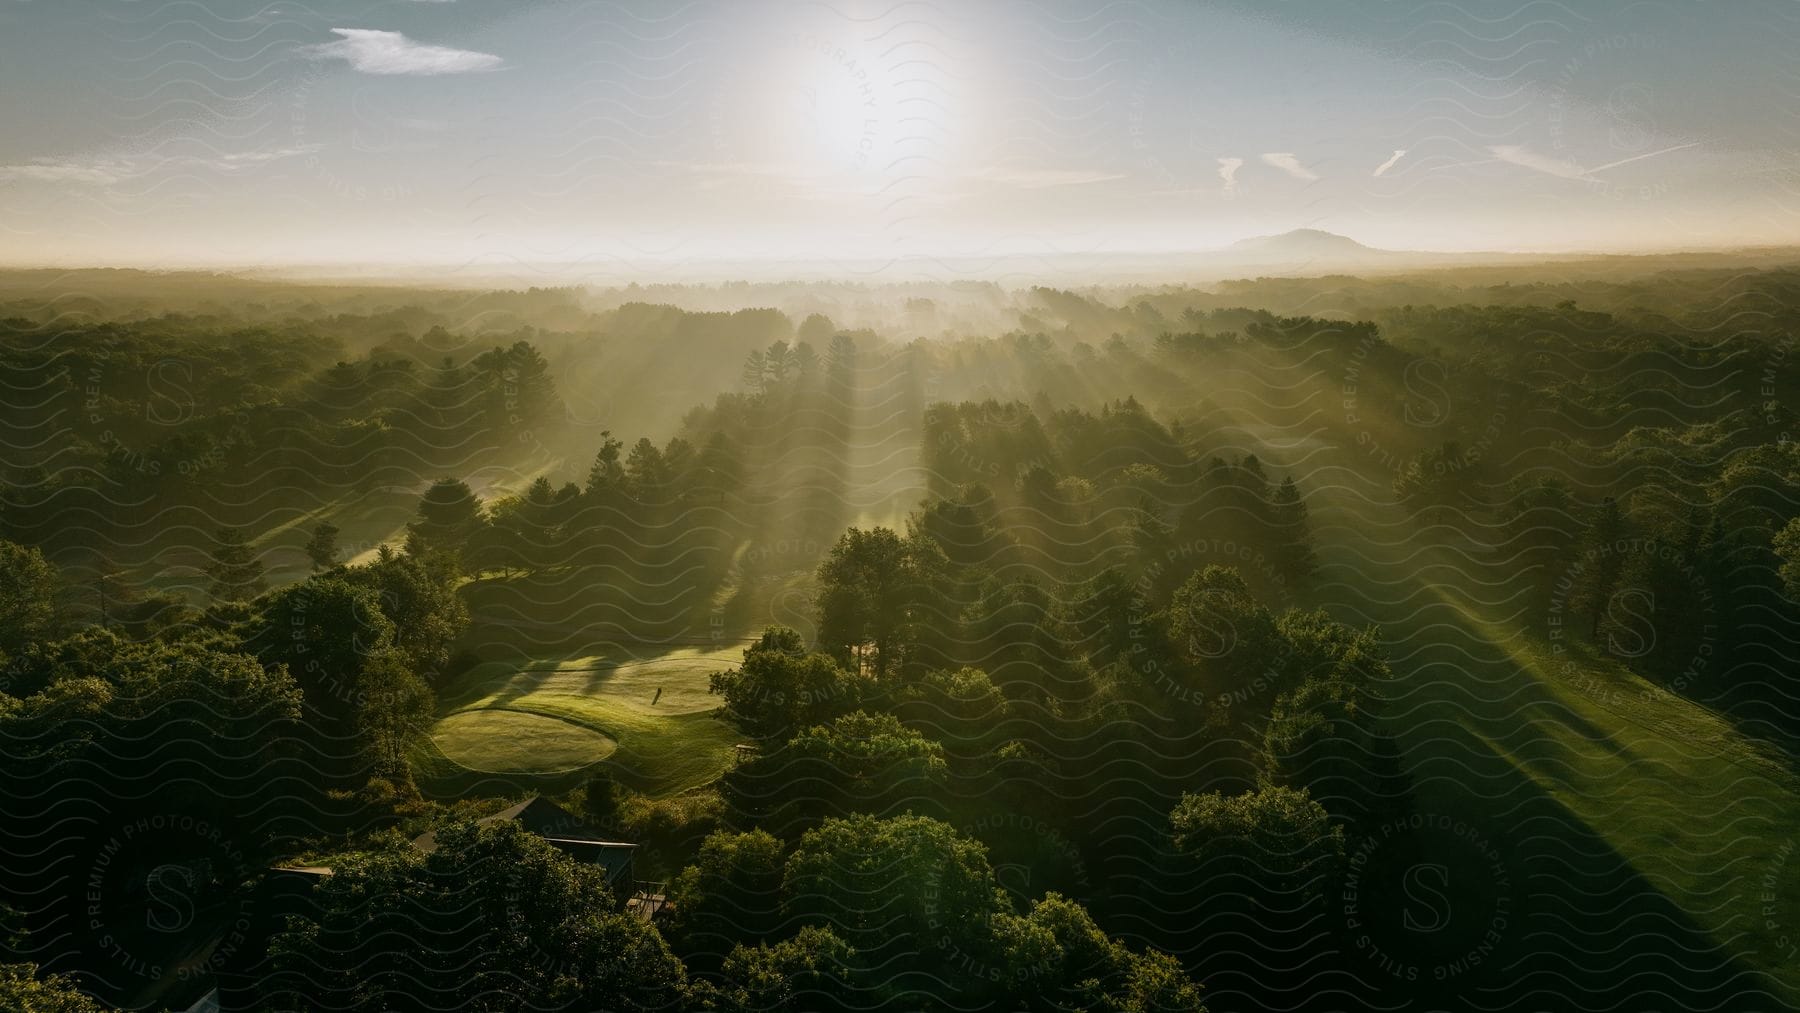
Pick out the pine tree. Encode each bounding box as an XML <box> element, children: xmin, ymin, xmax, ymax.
<box><xmin>304</xmin><ymin>521</ymin><xmax>342</xmax><ymax>571</ymax></box>
<box><xmin>1271</xmin><ymin>475</ymin><xmax>1317</xmax><ymax>582</ymax></box>
<box><xmin>742</xmin><ymin>349</ymin><xmax>768</xmax><ymax>395</ymax></box>
<box><xmin>405</xmin><ymin>478</ymin><xmax>485</xmax><ymax>567</ymax></box>
<box><xmin>206</xmin><ymin>527</ymin><xmax>267</xmax><ymax>603</ymax></box>
<box><xmin>1498</xmin><ymin>477</ymin><xmax>1578</xmax><ymax>606</ymax></box>
<box><xmin>585</xmin><ymin>432</ymin><xmax>626</xmax><ymax>499</ymax></box>
<box><xmin>826</xmin><ymin>334</ymin><xmax>857</xmax><ymax>392</ymax></box>
<box><xmin>1568</xmin><ymin>498</ymin><xmax>1628</xmax><ymax>640</ymax></box>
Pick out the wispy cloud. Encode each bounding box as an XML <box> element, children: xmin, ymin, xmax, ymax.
<box><xmin>302</xmin><ymin>29</ymin><xmax>501</xmax><ymax>76</ymax></box>
<box><xmin>1373</xmin><ymin>149</ymin><xmax>1407</xmax><ymax>177</ymax></box>
<box><xmin>1261</xmin><ymin>152</ymin><xmax>1319</xmax><ymax>181</ymax></box>
<box><xmin>1217</xmin><ymin>157</ymin><xmax>1244</xmax><ymax>195</ymax></box>
<box><xmin>1483</xmin><ymin>142</ymin><xmax>1701</xmax><ymax>182</ymax></box>
<box><xmin>0</xmin><ymin>146</ymin><xmax>321</xmax><ymax>187</ymax></box>
<box><xmin>1488</xmin><ymin>145</ymin><xmax>1590</xmax><ymax>180</ymax></box>
<box><xmin>1586</xmin><ymin>142</ymin><xmax>1699</xmax><ymax>174</ymax></box>
<box><xmin>0</xmin><ymin>159</ymin><xmax>136</xmax><ymax>186</ymax></box>
<box><xmin>214</xmin><ymin>145</ymin><xmax>323</xmax><ymax>169</ymax></box>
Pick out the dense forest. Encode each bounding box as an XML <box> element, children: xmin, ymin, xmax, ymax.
<box><xmin>4</xmin><ymin>262</ymin><xmax>1800</xmax><ymax>1012</ymax></box>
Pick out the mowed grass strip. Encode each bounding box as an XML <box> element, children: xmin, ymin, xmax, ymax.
<box><xmin>430</xmin><ymin>645</ymin><xmax>745</xmax><ymax>797</ymax></box>
<box><xmin>1494</xmin><ymin>641</ymin><xmax>1800</xmax><ymax>995</ymax></box>
<box><xmin>1366</xmin><ymin>548</ymin><xmax>1800</xmax><ymax>999</ymax></box>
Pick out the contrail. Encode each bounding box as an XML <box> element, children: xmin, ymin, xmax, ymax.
<box><xmin>1587</xmin><ymin>142</ymin><xmax>1700</xmax><ymax>175</ymax></box>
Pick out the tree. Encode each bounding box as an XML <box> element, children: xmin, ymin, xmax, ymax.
<box><xmin>785</xmin><ymin>711</ymin><xmax>948</xmax><ymax>792</ymax></box>
<box><xmin>1567</xmin><ymin>497</ymin><xmax>1629</xmax><ymax>639</ymax></box>
<box><xmin>1393</xmin><ymin>440</ymin><xmax>1479</xmax><ymax>518</ymax></box>
<box><xmin>742</xmin><ymin>348</ymin><xmax>768</xmax><ymax>395</ymax></box>
<box><xmin>1187</xmin><ymin>456</ymin><xmax>1271</xmax><ymax>541</ymax></box>
<box><xmin>0</xmin><ymin>632</ymin><xmax>305</xmax><ymax>979</ymax></box>
<box><xmin>729</xmin><ymin>711</ymin><xmax>949</xmax><ymax>831</ymax></box>
<box><xmin>1057</xmin><ymin>566</ymin><xmax>1145</xmax><ymax>670</ymax></box>
<box><xmin>206</xmin><ymin>526</ymin><xmax>267</xmax><ymax>603</ymax></box>
<box><xmin>0</xmin><ymin>540</ymin><xmax>60</xmax><ymax>655</ymax></box>
<box><xmin>240</xmin><ymin>576</ymin><xmax>396</xmax><ymax>728</ymax></box>
<box><xmin>303</xmin><ymin>521</ymin><xmax>342</xmax><ymax>571</ymax></box>
<box><xmin>1166</xmin><ymin>566</ymin><xmax>1282</xmax><ymax>693</ymax></box>
<box><xmin>356</xmin><ymin>651</ymin><xmax>432</xmax><ymax>783</ymax></box>
<box><xmin>477</xmin><ymin>339</ymin><xmax>561</xmax><ymax>432</ymax></box>
<box><xmin>705</xmin><ymin>927</ymin><xmax>857</xmax><ymax>1013</ymax></box>
<box><xmin>709</xmin><ymin>626</ymin><xmax>867</xmax><ymax>742</ymax></box>
<box><xmin>814</xmin><ymin>527</ymin><xmax>929</xmax><ymax>680</ymax></box>
<box><xmin>268</xmin><ymin>821</ymin><xmax>687</xmax><ymax>1012</ymax></box>
<box><xmin>1165</xmin><ymin>785</ymin><xmax>1344</xmax><ymax>975</ymax></box>
<box><xmin>798</xmin><ymin>312</ymin><xmax>837</xmax><ymax>347</ymax></box>
<box><xmin>342</xmin><ymin>551</ymin><xmax>469</xmax><ymax>681</ymax></box>
<box><xmin>1497</xmin><ymin>477</ymin><xmax>1579</xmax><ymax>605</ymax></box>
<box><xmin>0</xmin><ymin>963</ymin><xmax>106</xmax><ymax>1012</ymax></box>
<box><xmin>404</xmin><ymin>478</ymin><xmax>484</xmax><ymax>570</ymax></box>
<box><xmin>911</xmin><ymin>490</ymin><xmax>1009</xmax><ymax>571</ymax></box>
<box><xmin>585</xmin><ymin>431</ymin><xmax>627</xmax><ymax>499</ymax></box>
<box><xmin>1261</xmin><ymin>675</ymin><xmax>1407</xmax><ymax>825</ymax></box>
<box><xmin>896</xmin><ymin>666</ymin><xmax>1007</xmax><ymax>745</ymax></box>
<box><xmin>791</xmin><ymin>341</ymin><xmax>819</xmax><ymax>380</ymax></box>
<box><xmin>665</xmin><ymin>829</ymin><xmax>787</xmax><ymax>958</ymax></box>
<box><xmin>991</xmin><ymin>895</ymin><xmax>1206</xmax><ymax>1012</ymax></box>
<box><xmin>1269</xmin><ymin>475</ymin><xmax>1316</xmax><ymax>582</ymax></box>
<box><xmin>0</xmin><ymin>632</ymin><xmax>303</xmax><ymax>837</ymax></box>
<box><xmin>764</xmin><ymin>340</ymin><xmax>793</xmax><ymax>388</ymax></box>
<box><xmin>694</xmin><ymin>432</ymin><xmax>742</xmax><ymax>506</ymax></box>
<box><xmin>781</xmin><ymin>813</ymin><xmax>1004</xmax><ymax>957</ymax></box>
<box><xmin>1272</xmin><ymin>608</ymin><xmax>1387</xmax><ymax>686</ymax></box>
<box><xmin>1773</xmin><ymin>514</ymin><xmax>1800</xmax><ymax>601</ymax></box>
<box><xmin>477</xmin><ymin>495</ymin><xmax>533</xmax><ymax>576</ymax></box>
<box><xmin>1170</xmin><ymin>785</ymin><xmax>1343</xmax><ymax>894</ymax></box>
<box><xmin>824</xmin><ymin>333</ymin><xmax>858</xmax><ymax>407</ymax></box>
<box><xmin>1</xmin><ymin>626</ymin><xmax>125</xmax><ymax>700</ymax></box>
<box><xmin>825</xmin><ymin>333</ymin><xmax>856</xmax><ymax>381</ymax></box>
<box><xmin>777</xmin><ymin>815</ymin><xmax>1201</xmax><ymax>1010</ymax></box>
<box><xmin>580</xmin><ymin>769</ymin><xmax>623</xmax><ymax>824</ymax></box>
<box><xmin>625</xmin><ymin>438</ymin><xmax>670</xmax><ymax>506</ymax></box>
<box><xmin>1128</xmin><ymin>502</ymin><xmax>1179</xmax><ymax>597</ymax></box>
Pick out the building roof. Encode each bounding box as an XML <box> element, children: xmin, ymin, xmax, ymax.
<box><xmin>625</xmin><ymin>892</ymin><xmax>668</xmax><ymax>923</ymax></box>
<box><xmin>410</xmin><ymin>796</ymin><xmax>637</xmax><ymax>884</ymax></box>
<box><xmin>270</xmin><ymin>865</ymin><xmax>334</xmax><ymax>877</ymax></box>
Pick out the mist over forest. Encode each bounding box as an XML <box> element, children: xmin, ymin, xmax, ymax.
<box><xmin>4</xmin><ymin>252</ymin><xmax>1800</xmax><ymax>1013</ymax></box>
<box><xmin>9</xmin><ymin>0</ymin><xmax>1800</xmax><ymax>1009</ymax></box>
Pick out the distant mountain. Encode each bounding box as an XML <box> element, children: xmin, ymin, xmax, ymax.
<box><xmin>1228</xmin><ymin>229</ymin><xmax>1383</xmax><ymax>257</ymax></box>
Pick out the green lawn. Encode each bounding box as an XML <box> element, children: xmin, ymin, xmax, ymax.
<box><xmin>429</xmin><ymin>710</ymin><xmax>617</xmax><ymax>773</ymax></box>
<box><xmin>421</xmin><ymin>644</ymin><xmax>746</xmax><ymax>797</ymax></box>
<box><xmin>1303</xmin><ymin>472</ymin><xmax>1800</xmax><ymax>1002</ymax></box>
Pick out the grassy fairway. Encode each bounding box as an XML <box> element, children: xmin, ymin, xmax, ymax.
<box><xmin>1303</xmin><ymin>473</ymin><xmax>1800</xmax><ymax>1005</ymax></box>
<box><xmin>421</xmin><ymin>644</ymin><xmax>745</xmax><ymax>797</ymax></box>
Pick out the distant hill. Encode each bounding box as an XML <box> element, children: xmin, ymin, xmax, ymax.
<box><xmin>1229</xmin><ymin>228</ymin><xmax>1382</xmax><ymax>257</ymax></box>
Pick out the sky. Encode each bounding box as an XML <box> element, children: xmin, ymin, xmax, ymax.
<box><xmin>2</xmin><ymin>0</ymin><xmax>1798</xmax><ymax>279</ymax></box>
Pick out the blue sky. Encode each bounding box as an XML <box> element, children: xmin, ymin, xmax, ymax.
<box><xmin>1</xmin><ymin>0</ymin><xmax>1796</xmax><ymax>274</ymax></box>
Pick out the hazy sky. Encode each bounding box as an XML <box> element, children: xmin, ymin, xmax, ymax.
<box><xmin>2</xmin><ymin>0</ymin><xmax>1798</xmax><ymax>277</ymax></box>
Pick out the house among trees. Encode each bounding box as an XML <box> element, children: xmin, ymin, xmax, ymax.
<box><xmin>204</xmin><ymin>798</ymin><xmax>639</xmax><ymax>1012</ymax></box>
<box><xmin>410</xmin><ymin>796</ymin><xmax>639</xmax><ymax>891</ymax></box>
